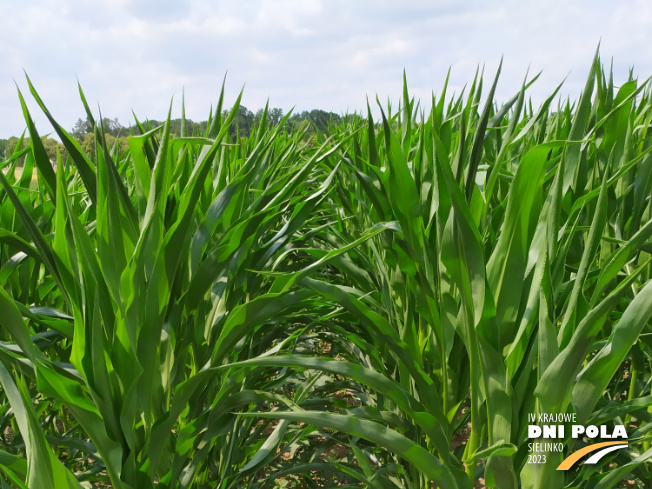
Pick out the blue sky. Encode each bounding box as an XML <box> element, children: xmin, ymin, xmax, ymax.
<box><xmin>1</xmin><ymin>0</ymin><xmax>651</xmax><ymax>137</ymax></box>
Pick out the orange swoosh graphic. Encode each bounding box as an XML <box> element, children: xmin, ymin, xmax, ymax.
<box><xmin>556</xmin><ymin>441</ymin><xmax>627</xmax><ymax>470</ymax></box>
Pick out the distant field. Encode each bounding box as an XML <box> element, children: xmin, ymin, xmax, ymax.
<box><xmin>2</xmin><ymin>166</ymin><xmax>30</xmax><ymax>175</ymax></box>
<box><xmin>1</xmin><ymin>165</ymin><xmax>38</xmax><ymax>182</ymax></box>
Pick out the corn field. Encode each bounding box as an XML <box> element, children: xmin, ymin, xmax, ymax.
<box><xmin>0</xmin><ymin>53</ymin><xmax>651</xmax><ymax>489</ymax></box>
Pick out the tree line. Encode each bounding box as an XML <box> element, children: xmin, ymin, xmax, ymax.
<box><xmin>0</xmin><ymin>106</ymin><xmax>343</xmax><ymax>163</ymax></box>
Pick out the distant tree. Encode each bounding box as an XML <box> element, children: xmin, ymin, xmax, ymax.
<box><xmin>269</xmin><ymin>107</ymin><xmax>283</xmax><ymax>125</ymax></box>
<box><xmin>71</xmin><ymin>116</ymin><xmax>125</xmax><ymax>139</ymax></box>
<box><xmin>227</xmin><ymin>106</ymin><xmax>255</xmax><ymax>140</ymax></box>
<box><xmin>6</xmin><ymin>136</ymin><xmax>22</xmax><ymax>154</ymax></box>
<box><xmin>63</xmin><ymin>106</ymin><xmax>341</xmax><ymax>146</ymax></box>
<box><xmin>287</xmin><ymin>109</ymin><xmax>341</xmax><ymax>135</ymax></box>
<box><xmin>3</xmin><ymin>136</ymin><xmax>27</xmax><ymax>165</ymax></box>
<box><xmin>42</xmin><ymin>137</ymin><xmax>65</xmax><ymax>162</ymax></box>
<box><xmin>71</xmin><ymin>117</ymin><xmax>93</xmax><ymax>139</ymax></box>
<box><xmin>80</xmin><ymin>133</ymin><xmax>95</xmax><ymax>157</ymax></box>
<box><xmin>254</xmin><ymin>107</ymin><xmax>284</xmax><ymax>126</ymax></box>
<box><xmin>100</xmin><ymin>117</ymin><xmax>123</xmax><ymax>137</ymax></box>
<box><xmin>104</xmin><ymin>134</ymin><xmax>129</xmax><ymax>154</ymax></box>
<box><xmin>0</xmin><ymin>136</ymin><xmax>66</xmax><ymax>165</ymax></box>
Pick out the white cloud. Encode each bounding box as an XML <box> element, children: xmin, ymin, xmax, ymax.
<box><xmin>1</xmin><ymin>0</ymin><xmax>651</xmax><ymax>137</ymax></box>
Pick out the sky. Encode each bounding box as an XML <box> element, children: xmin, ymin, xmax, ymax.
<box><xmin>1</xmin><ymin>0</ymin><xmax>651</xmax><ymax>138</ymax></box>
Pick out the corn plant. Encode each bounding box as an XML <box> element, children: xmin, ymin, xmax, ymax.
<box><xmin>0</xmin><ymin>52</ymin><xmax>651</xmax><ymax>489</ymax></box>
<box><xmin>0</xmin><ymin>76</ymin><xmax>347</xmax><ymax>488</ymax></box>
<box><xmin>224</xmin><ymin>55</ymin><xmax>652</xmax><ymax>488</ymax></box>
